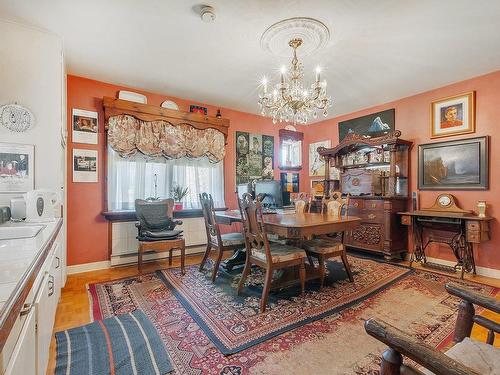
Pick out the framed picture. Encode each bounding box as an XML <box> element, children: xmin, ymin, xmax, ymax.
<box><xmin>73</xmin><ymin>149</ymin><xmax>98</xmax><ymax>183</ymax></box>
<box><xmin>338</xmin><ymin>109</ymin><xmax>395</xmax><ymax>142</ymax></box>
<box><xmin>430</xmin><ymin>91</ymin><xmax>475</xmax><ymax>138</ymax></box>
<box><xmin>310</xmin><ymin>179</ymin><xmax>325</xmax><ymax>196</ymax></box>
<box><xmin>309</xmin><ymin>140</ymin><xmax>331</xmax><ymax>176</ymax></box>
<box><xmin>72</xmin><ymin>109</ymin><xmax>98</xmax><ymax>144</ymax></box>
<box><xmin>418</xmin><ymin>136</ymin><xmax>488</xmax><ymax>190</ymax></box>
<box><xmin>0</xmin><ymin>143</ymin><xmax>34</xmax><ymax>192</ymax></box>
<box><xmin>235</xmin><ymin>131</ymin><xmax>275</xmax><ymax>184</ymax></box>
<box><xmin>189</xmin><ymin>105</ymin><xmax>207</xmax><ymax>115</ymax></box>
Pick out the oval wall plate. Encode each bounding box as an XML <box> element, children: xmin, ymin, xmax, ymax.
<box><xmin>0</xmin><ymin>103</ymin><xmax>35</xmax><ymax>132</ymax></box>
<box><xmin>161</xmin><ymin>100</ymin><xmax>179</xmax><ymax>110</ymax></box>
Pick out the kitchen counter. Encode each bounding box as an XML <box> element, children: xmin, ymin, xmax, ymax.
<box><xmin>0</xmin><ymin>218</ymin><xmax>63</xmax><ymax>352</ymax></box>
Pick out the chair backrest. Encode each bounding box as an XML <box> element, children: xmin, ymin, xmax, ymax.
<box><xmin>238</xmin><ymin>193</ymin><xmax>271</xmax><ymax>262</ymax></box>
<box><xmin>199</xmin><ymin>192</ymin><xmax>222</xmax><ymax>245</ymax></box>
<box><xmin>294</xmin><ymin>192</ymin><xmax>311</xmax><ymax>213</ymax></box>
<box><xmin>321</xmin><ymin>191</ymin><xmax>349</xmax><ymax>219</ymax></box>
<box><xmin>135</xmin><ymin>198</ymin><xmax>175</xmax><ymax>232</ymax></box>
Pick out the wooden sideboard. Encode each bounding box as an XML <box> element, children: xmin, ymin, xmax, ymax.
<box><xmin>346</xmin><ymin>196</ymin><xmax>408</xmax><ymax>259</ymax></box>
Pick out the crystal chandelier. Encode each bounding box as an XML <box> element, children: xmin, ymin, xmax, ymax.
<box><xmin>258</xmin><ymin>38</ymin><xmax>332</xmax><ymax>125</ymax></box>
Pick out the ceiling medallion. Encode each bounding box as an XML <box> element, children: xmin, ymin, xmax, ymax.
<box><xmin>260</xmin><ymin>17</ymin><xmax>330</xmax><ymax>57</ymax></box>
<box><xmin>258</xmin><ymin>37</ymin><xmax>332</xmax><ymax>125</ymax></box>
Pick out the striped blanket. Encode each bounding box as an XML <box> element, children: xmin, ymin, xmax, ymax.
<box><xmin>55</xmin><ymin>309</ymin><xmax>172</xmax><ymax>375</ymax></box>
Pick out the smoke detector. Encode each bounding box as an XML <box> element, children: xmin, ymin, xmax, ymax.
<box><xmin>200</xmin><ymin>5</ymin><xmax>216</xmax><ymax>23</ymax></box>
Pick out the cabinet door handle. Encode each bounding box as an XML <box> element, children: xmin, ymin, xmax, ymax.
<box><xmin>48</xmin><ymin>275</ymin><xmax>55</xmax><ymax>297</ymax></box>
<box><xmin>56</xmin><ymin>256</ymin><xmax>60</xmax><ymax>269</ymax></box>
<box><xmin>20</xmin><ymin>303</ymin><xmax>32</xmax><ymax>316</ymax></box>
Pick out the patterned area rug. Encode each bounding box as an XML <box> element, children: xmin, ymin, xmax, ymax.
<box><xmin>88</xmin><ymin>256</ymin><xmax>498</xmax><ymax>375</ymax></box>
<box><xmin>154</xmin><ymin>257</ymin><xmax>411</xmax><ymax>354</ymax></box>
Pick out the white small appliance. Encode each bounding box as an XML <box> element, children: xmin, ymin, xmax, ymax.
<box><xmin>24</xmin><ymin>189</ymin><xmax>60</xmax><ymax>223</ymax></box>
<box><xmin>10</xmin><ymin>197</ymin><xmax>27</xmax><ymax>220</ymax></box>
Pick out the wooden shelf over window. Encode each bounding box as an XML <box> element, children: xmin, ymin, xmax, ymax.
<box><xmin>103</xmin><ymin>97</ymin><xmax>230</xmax><ymax>141</ymax></box>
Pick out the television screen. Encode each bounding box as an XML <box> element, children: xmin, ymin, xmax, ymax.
<box><xmin>254</xmin><ymin>180</ymin><xmax>283</xmax><ymax>208</ymax></box>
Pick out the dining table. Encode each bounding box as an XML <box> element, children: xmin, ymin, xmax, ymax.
<box><xmin>216</xmin><ymin>209</ymin><xmax>361</xmax><ymax>289</ymax></box>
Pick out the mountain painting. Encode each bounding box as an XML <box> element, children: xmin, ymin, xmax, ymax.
<box><xmin>338</xmin><ymin>109</ymin><xmax>395</xmax><ymax>141</ymax></box>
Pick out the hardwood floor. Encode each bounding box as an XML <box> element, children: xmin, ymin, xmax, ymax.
<box><xmin>47</xmin><ymin>254</ymin><xmax>500</xmax><ymax>374</ymax></box>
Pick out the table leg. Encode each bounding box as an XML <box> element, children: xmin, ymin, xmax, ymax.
<box><xmin>138</xmin><ymin>246</ymin><xmax>143</xmax><ymax>273</ymax></box>
<box><xmin>180</xmin><ymin>245</ymin><xmax>185</xmax><ymax>275</ymax></box>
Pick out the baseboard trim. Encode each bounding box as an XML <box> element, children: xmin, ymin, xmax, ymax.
<box><xmin>67</xmin><ymin>260</ymin><xmax>111</xmax><ymax>274</ymax></box>
<box><xmin>425</xmin><ymin>257</ymin><xmax>500</xmax><ymax>279</ymax></box>
<box><xmin>68</xmin><ymin>246</ymin><xmax>206</xmax><ymax>274</ymax></box>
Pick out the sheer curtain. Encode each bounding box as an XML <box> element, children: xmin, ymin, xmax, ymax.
<box><xmin>107</xmin><ymin>147</ymin><xmax>225</xmax><ymax>210</ymax></box>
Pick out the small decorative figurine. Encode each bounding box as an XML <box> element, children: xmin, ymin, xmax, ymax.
<box><xmin>216</xmin><ymin>109</ymin><xmax>222</xmax><ymax>118</ymax></box>
<box><xmin>477</xmin><ymin>200</ymin><xmax>487</xmax><ymax>218</ymax></box>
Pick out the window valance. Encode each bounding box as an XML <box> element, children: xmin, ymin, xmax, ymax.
<box><xmin>103</xmin><ymin>97</ymin><xmax>229</xmax><ymax>163</ymax></box>
<box><xmin>108</xmin><ymin>115</ymin><xmax>225</xmax><ymax>162</ymax></box>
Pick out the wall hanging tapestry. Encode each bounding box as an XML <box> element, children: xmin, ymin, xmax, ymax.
<box><xmin>235</xmin><ymin>131</ymin><xmax>274</xmax><ymax>184</ymax></box>
<box><xmin>338</xmin><ymin>108</ymin><xmax>395</xmax><ymax>142</ymax></box>
<box><xmin>107</xmin><ymin>114</ymin><xmax>226</xmax><ymax>163</ymax></box>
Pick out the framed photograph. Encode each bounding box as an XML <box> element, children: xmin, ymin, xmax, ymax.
<box><xmin>338</xmin><ymin>109</ymin><xmax>395</xmax><ymax>142</ymax></box>
<box><xmin>430</xmin><ymin>91</ymin><xmax>475</xmax><ymax>138</ymax></box>
<box><xmin>418</xmin><ymin>136</ymin><xmax>488</xmax><ymax>190</ymax></box>
<box><xmin>0</xmin><ymin>143</ymin><xmax>34</xmax><ymax>192</ymax></box>
<box><xmin>189</xmin><ymin>105</ymin><xmax>207</xmax><ymax>115</ymax></box>
<box><xmin>235</xmin><ymin>131</ymin><xmax>275</xmax><ymax>184</ymax></box>
<box><xmin>72</xmin><ymin>109</ymin><xmax>98</xmax><ymax>144</ymax></box>
<box><xmin>309</xmin><ymin>140</ymin><xmax>331</xmax><ymax>176</ymax></box>
<box><xmin>73</xmin><ymin>149</ymin><xmax>98</xmax><ymax>183</ymax></box>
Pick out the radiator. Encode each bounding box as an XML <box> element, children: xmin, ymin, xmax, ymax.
<box><xmin>110</xmin><ymin>217</ymin><xmax>207</xmax><ymax>266</ymax></box>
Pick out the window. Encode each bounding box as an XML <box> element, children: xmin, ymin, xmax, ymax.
<box><xmin>107</xmin><ymin>147</ymin><xmax>225</xmax><ymax>211</ymax></box>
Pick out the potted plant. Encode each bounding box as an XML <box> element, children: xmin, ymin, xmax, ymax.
<box><xmin>171</xmin><ymin>184</ymin><xmax>189</xmax><ymax>211</ymax></box>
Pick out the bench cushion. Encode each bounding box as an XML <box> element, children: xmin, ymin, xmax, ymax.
<box><xmin>422</xmin><ymin>337</ymin><xmax>500</xmax><ymax>375</ymax></box>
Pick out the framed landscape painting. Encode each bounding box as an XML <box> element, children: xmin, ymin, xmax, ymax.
<box><xmin>338</xmin><ymin>109</ymin><xmax>395</xmax><ymax>142</ymax></box>
<box><xmin>418</xmin><ymin>136</ymin><xmax>488</xmax><ymax>190</ymax></box>
<box><xmin>430</xmin><ymin>91</ymin><xmax>475</xmax><ymax>138</ymax></box>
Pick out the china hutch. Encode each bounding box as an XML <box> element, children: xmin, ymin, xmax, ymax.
<box><xmin>319</xmin><ymin>131</ymin><xmax>412</xmax><ymax>259</ymax></box>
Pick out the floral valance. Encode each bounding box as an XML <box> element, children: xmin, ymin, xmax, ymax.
<box><xmin>107</xmin><ymin>115</ymin><xmax>226</xmax><ymax>163</ymax></box>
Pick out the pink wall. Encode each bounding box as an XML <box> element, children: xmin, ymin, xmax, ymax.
<box><xmin>303</xmin><ymin>70</ymin><xmax>500</xmax><ymax>270</ymax></box>
<box><xmin>66</xmin><ymin>75</ymin><xmax>305</xmax><ymax>265</ymax></box>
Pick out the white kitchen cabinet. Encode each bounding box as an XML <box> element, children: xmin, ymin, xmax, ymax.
<box><xmin>4</xmin><ymin>308</ymin><xmax>36</xmax><ymax>375</ymax></box>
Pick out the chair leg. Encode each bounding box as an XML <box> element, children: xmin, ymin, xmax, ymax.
<box><xmin>299</xmin><ymin>261</ymin><xmax>306</xmax><ymax>295</ymax></box>
<box><xmin>341</xmin><ymin>251</ymin><xmax>354</xmax><ymax>282</ymax></box>
<box><xmin>180</xmin><ymin>245</ymin><xmax>186</xmax><ymax>275</ymax></box>
<box><xmin>169</xmin><ymin>249</ymin><xmax>173</xmax><ymax>266</ymax></box>
<box><xmin>199</xmin><ymin>243</ymin><xmax>211</xmax><ymax>271</ymax></box>
<box><xmin>237</xmin><ymin>258</ymin><xmax>251</xmax><ymax>295</ymax></box>
<box><xmin>318</xmin><ymin>255</ymin><xmax>326</xmax><ymax>289</ymax></box>
<box><xmin>211</xmin><ymin>247</ymin><xmax>224</xmax><ymax>283</ymax></box>
<box><xmin>260</xmin><ymin>266</ymin><xmax>273</xmax><ymax>313</ymax></box>
<box><xmin>138</xmin><ymin>245</ymin><xmax>143</xmax><ymax>274</ymax></box>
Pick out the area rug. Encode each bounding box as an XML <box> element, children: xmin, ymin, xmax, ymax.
<box><xmin>88</xmin><ymin>257</ymin><xmax>499</xmax><ymax>375</ymax></box>
<box><xmin>55</xmin><ymin>309</ymin><xmax>173</xmax><ymax>375</ymax></box>
<box><xmin>153</xmin><ymin>256</ymin><xmax>411</xmax><ymax>354</ymax></box>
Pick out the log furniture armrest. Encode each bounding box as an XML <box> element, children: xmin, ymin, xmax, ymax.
<box><xmin>445</xmin><ymin>283</ymin><xmax>500</xmax><ymax>314</ymax></box>
<box><xmin>364</xmin><ymin>319</ymin><xmax>480</xmax><ymax>375</ymax></box>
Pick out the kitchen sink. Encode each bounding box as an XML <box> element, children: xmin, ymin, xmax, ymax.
<box><xmin>0</xmin><ymin>225</ymin><xmax>45</xmax><ymax>240</ymax></box>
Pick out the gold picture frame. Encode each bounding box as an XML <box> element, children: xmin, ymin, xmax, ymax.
<box><xmin>430</xmin><ymin>91</ymin><xmax>475</xmax><ymax>139</ymax></box>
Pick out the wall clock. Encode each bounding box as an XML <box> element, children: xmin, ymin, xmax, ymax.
<box><xmin>0</xmin><ymin>103</ymin><xmax>34</xmax><ymax>132</ymax></box>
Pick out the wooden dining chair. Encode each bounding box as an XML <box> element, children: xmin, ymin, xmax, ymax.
<box><xmin>237</xmin><ymin>193</ymin><xmax>307</xmax><ymax>313</ymax></box>
<box><xmin>301</xmin><ymin>191</ymin><xmax>353</xmax><ymax>288</ymax></box>
<box><xmin>294</xmin><ymin>192</ymin><xmax>312</xmax><ymax>213</ymax></box>
<box><xmin>199</xmin><ymin>192</ymin><xmax>245</xmax><ymax>282</ymax></box>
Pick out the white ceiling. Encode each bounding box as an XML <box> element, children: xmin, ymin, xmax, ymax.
<box><xmin>1</xmin><ymin>0</ymin><xmax>500</xmax><ymax>121</ymax></box>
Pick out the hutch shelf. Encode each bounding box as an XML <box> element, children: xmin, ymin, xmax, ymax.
<box><xmin>319</xmin><ymin>131</ymin><xmax>413</xmax><ymax>259</ymax></box>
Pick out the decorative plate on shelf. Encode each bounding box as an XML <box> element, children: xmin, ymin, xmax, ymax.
<box><xmin>161</xmin><ymin>100</ymin><xmax>179</xmax><ymax>110</ymax></box>
<box><xmin>0</xmin><ymin>104</ymin><xmax>34</xmax><ymax>132</ymax></box>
